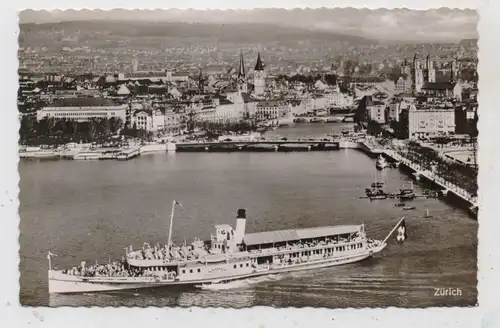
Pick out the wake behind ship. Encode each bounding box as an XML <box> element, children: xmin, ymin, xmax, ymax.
<box><xmin>48</xmin><ymin>202</ymin><xmax>402</xmax><ymax>294</ymax></box>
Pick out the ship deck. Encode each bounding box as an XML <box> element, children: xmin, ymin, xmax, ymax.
<box><xmin>49</xmin><ymin>241</ymin><xmax>386</xmax><ymax>294</ymax></box>
<box><xmin>243</xmin><ymin>224</ymin><xmax>362</xmax><ymax>246</ymax></box>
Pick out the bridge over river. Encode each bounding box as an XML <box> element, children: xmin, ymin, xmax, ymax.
<box><xmin>176</xmin><ymin>139</ymin><xmax>342</xmax><ymax>152</ymax></box>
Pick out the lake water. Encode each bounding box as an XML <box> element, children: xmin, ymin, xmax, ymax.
<box><xmin>19</xmin><ymin>124</ymin><xmax>477</xmax><ymax>307</ymax></box>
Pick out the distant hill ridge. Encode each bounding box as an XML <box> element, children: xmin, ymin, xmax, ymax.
<box><xmin>19</xmin><ymin>8</ymin><xmax>478</xmax><ymax>42</ymax></box>
<box><xmin>19</xmin><ymin>20</ymin><xmax>372</xmax><ymax>44</ymax></box>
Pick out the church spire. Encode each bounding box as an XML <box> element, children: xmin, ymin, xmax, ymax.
<box><xmin>198</xmin><ymin>68</ymin><xmax>203</xmax><ymax>92</ymax></box>
<box><xmin>237</xmin><ymin>50</ymin><xmax>245</xmax><ymax>79</ymax></box>
<box><xmin>254</xmin><ymin>52</ymin><xmax>264</xmax><ymax>71</ymax></box>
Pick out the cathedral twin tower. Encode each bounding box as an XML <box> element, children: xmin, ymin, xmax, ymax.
<box><xmin>237</xmin><ymin>51</ymin><xmax>265</xmax><ymax>97</ymax></box>
<box><xmin>401</xmin><ymin>54</ymin><xmax>436</xmax><ymax>93</ymax></box>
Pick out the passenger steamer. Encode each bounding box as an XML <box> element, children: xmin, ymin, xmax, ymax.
<box><xmin>48</xmin><ymin>201</ymin><xmax>405</xmax><ymax>294</ymax></box>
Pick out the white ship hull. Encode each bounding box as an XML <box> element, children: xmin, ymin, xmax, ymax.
<box><xmin>48</xmin><ymin>244</ymin><xmax>385</xmax><ymax>294</ymax></box>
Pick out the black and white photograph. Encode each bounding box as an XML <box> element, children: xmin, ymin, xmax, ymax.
<box><xmin>16</xmin><ymin>6</ymin><xmax>479</xmax><ymax>309</ymax></box>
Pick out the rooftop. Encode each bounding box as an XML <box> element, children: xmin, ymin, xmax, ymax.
<box><xmin>422</xmin><ymin>82</ymin><xmax>456</xmax><ymax>91</ymax></box>
<box><xmin>45</xmin><ymin>98</ymin><xmax>122</xmax><ymax>108</ymax></box>
<box><xmin>243</xmin><ymin>225</ymin><xmax>361</xmax><ymax>246</ymax></box>
<box><xmin>219</xmin><ymin>99</ymin><xmax>234</xmax><ymax>105</ymax></box>
<box><xmin>257</xmin><ymin>100</ymin><xmax>287</xmax><ymax>107</ymax></box>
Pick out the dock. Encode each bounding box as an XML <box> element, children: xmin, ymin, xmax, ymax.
<box><xmin>116</xmin><ymin>147</ymin><xmax>141</xmax><ymax>160</ymax></box>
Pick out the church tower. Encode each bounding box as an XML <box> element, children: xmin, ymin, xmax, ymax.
<box><xmin>253</xmin><ymin>52</ymin><xmax>265</xmax><ymax>97</ymax></box>
<box><xmin>426</xmin><ymin>55</ymin><xmax>436</xmax><ymax>83</ymax></box>
<box><xmin>198</xmin><ymin>68</ymin><xmax>204</xmax><ymax>93</ymax></box>
<box><xmin>413</xmin><ymin>54</ymin><xmax>424</xmax><ymax>93</ymax></box>
<box><xmin>450</xmin><ymin>58</ymin><xmax>459</xmax><ymax>82</ymax></box>
<box><xmin>401</xmin><ymin>58</ymin><xmax>411</xmax><ymax>76</ymax></box>
<box><xmin>236</xmin><ymin>50</ymin><xmax>247</xmax><ymax>94</ymax></box>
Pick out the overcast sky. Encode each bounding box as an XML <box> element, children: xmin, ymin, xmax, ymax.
<box><xmin>19</xmin><ymin>8</ymin><xmax>478</xmax><ymax>41</ymax></box>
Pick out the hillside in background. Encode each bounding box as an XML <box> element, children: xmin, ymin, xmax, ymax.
<box><xmin>19</xmin><ymin>20</ymin><xmax>377</xmax><ymax>51</ymax></box>
<box><xmin>18</xmin><ymin>8</ymin><xmax>478</xmax><ymax>42</ymax></box>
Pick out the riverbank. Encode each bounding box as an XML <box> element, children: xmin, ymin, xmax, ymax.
<box><xmin>19</xmin><ymin>142</ymin><xmax>177</xmax><ymax>161</ymax></box>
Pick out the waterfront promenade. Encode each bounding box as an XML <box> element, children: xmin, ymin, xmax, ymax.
<box><xmin>359</xmin><ymin>139</ymin><xmax>478</xmax><ymax>209</ymax></box>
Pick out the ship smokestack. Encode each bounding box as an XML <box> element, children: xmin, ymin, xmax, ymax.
<box><xmin>234</xmin><ymin>209</ymin><xmax>247</xmax><ymax>245</ymax></box>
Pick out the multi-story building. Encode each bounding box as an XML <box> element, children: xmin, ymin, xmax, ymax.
<box><xmin>255</xmin><ymin>100</ymin><xmax>290</xmax><ymax>120</ymax></box>
<box><xmin>36</xmin><ymin>98</ymin><xmax>127</xmax><ymax>123</ymax></box>
<box><xmin>196</xmin><ymin>106</ymin><xmax>216</xmax><ymax>122</ymax></box>
<box><xmin>324</xmin><ymin>85</ymin><xmax>354</xmax><ymax>108</ymax></box>
<box><xmin>421</xmin><ymin>82</ymin><xmax>462</xmax><ymax>101</ymax></box>
<box><xmin>131</xmin><ymin>110</ymin><xmax>153</xmax><ymax>131</ymax></box>
<box><xmin>130</xmin><ymin>109</ymin><xmax>181</xmax><ymax>132</ymax></box>
<box><xmin>387</xmin><ymin>99</ymin><xmax>412</xmax><ymax>122</ymax></box>
<box><xmin>214</xmin><ymin>99</ymin><xmax>244</xmax><ymax>122</ymax></box>
<box><xmin>367</xmin><ymin>100</ymin><xmax>387</xmax><ymax>124</ymax></box>
<box><xmin>408</xmin><ymin>105</ymin><xmax>456</xmax><ymax>140</ymax></box>
<box><xmin>455</xmin><ymin>102</ymin><xmax>478</xmax><ymax>135</ymax></box>
<box><xmin>395</xmin><ymin>76</ymin><xmax>412</xmax><ymax>93</ymax></box>
<box><xmin>153</xmin><ymin>110</ymin><xmax>181</xmax><ymax>132</ymax></box>
<box><xmin>302</xmin><ymin>95</ymin><xmax>327</xmax><ymax>112</ymax></box>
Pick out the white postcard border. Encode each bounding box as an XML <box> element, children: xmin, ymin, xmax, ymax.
<box><xmin>1</xmin><ymin>0</ymin><xmax>499</xmax><ymax>327</ymax></box>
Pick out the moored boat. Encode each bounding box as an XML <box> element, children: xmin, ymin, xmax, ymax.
<box><xmin>366</xmin><ymin>187</ymin><xmax>387</xmax><ymax>200</ymax></box>
<box><xmin>371</xmin><ymin>181</ymin><xmax>384</xmax><ymax>188</ymax></box>
<box><xmin>398</xmin><ymin>189</ymin><xmax>416</xmax><ymax>200</ymax></box>
<box><xmin>375</xmin><ymin>155</ymin><xmax>389</xmax><ymax>170</ymax></box>
<box><xmin>47</xmin><ymin>202</ymin><xmax>405</xmax><ymax>294</ymax></box>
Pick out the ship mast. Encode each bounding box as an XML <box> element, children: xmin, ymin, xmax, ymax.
<box><xmin>167</xmin><ymin>200</ymin><xmax>181</xmax><ymax>252</ymax></box>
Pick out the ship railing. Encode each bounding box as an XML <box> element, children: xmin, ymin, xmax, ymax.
<box><xmin>272</xmin><ymin>250</ymin><xmax>351</xmax><ymax>268</ymax></box>
<box><xmin>248</xmin><ymin>238</ymin><xmax>365</xmax><ymax>256</ymax></box>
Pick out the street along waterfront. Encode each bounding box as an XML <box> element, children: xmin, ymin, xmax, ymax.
<box><xmin>19</xmin><ymin>134</ymin><xmax>477</xmax><ymax>307</ymax></box>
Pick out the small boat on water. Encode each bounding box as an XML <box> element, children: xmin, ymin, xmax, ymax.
<box><xmin>366</xmin><ymin>188</ymin><xmax>387</xmax><ymax>200</ymax></box>
<box><xmin>403</xmin><ymin>206</ymin><xmax>416</xmax><ymax>211</ymax></box>
<box><xmin>371</xmin><ymin>181</ymin><xmax>384</xmax><ymax>188</ymax></box>
<box><xmin>398</xmin><ymin>189</ymin><xmax>416</xmax><ymax>200</ymax></box>
<box><xmin>395</xmin><ymin>203</ymin><xmax>406</xmax><ymax>207</ymax></box>
<box><xmin>375</xmin><ymin>155</ymin><xmax>389</xmax><ymax>170</ymax></box>
<box><xmin>47</xmin><ymin>202</ymin><xmax>406</xmax><ymax>294</ymax></box>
